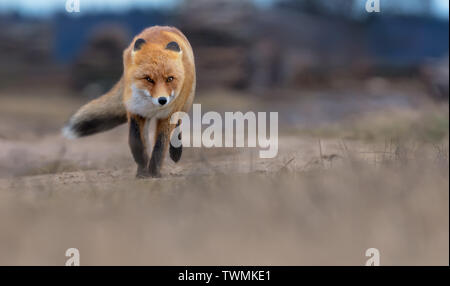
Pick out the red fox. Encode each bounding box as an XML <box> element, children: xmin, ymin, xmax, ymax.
<box><xmin>63</xmin><ymin>26</ymin><xmax>196</xmax><ymax>178</ymax></box>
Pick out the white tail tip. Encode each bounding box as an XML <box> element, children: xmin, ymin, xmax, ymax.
<box><xmin>62</xmin><ymin>125</ymin><xmax>78</xmax><ymax>139</ymax></box>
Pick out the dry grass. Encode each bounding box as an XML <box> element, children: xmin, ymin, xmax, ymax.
<box><xmin>296</xmin><ymin>104</ymin><xmax>449</xmax><ymax>143</ymax></box>
<box><xmin>0</xmin><ymin>88</ymin><xmax>448</xmax><ymax>265</ymax></box>
<box><xmin>0</xmin><ymin>138</ymin><xmax>447</xmax><ymax>265</ymax></box>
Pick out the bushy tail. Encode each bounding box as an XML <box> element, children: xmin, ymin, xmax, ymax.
<box><xmin>62</xmin><ymin>76</ymin><xmax>127</xmax><ymax>138</ymax></box>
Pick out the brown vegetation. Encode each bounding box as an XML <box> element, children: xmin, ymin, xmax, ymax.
<box><xmin>0</xmin><ymin>87</ymin><xmax>447</xmax><ymax>265</ymax></box>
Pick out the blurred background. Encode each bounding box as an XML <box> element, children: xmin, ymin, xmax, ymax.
<box><xmin>0</xmin><ymin>0</ymin><xmax>448</xmax><ymax>96</ymax></box>
<box><xmin>0</xmin><ymin>0</ymin><xmax>448</xmax><ymax>265</ymax></box>
<box><xmin>0</xmin><ymin>0</ymin><xmax>449</xmax><ymax>140</ymax></box>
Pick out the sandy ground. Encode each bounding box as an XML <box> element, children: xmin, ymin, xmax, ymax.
<box><xmin>0</xmin><ymin>87</ymin><xmax>448</xmax><ymax>265</ymax></box>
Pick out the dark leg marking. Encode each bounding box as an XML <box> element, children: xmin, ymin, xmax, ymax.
<box><xmin>169</xmin><ymin>121</ymin><xmax>182</xmax><ymax>163</ymax></box>
<box><xmin>149</xmin><ymin>132</ymin><xmax>166</xmax><ymax>178</ymax></box>
<box><xmin>129</xmin><ymin>117</ymin><xmax>149</xmax><ymax>178</ymax></box>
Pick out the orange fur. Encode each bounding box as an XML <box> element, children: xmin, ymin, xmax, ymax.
<box><xmin>63</xmin><ymin>26</ymin><xmax>196</xmax><ymax>178</ymax></box>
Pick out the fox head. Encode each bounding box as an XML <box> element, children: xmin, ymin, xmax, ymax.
<box><xmin>125</xmin><ymin>38</ymin><xmax>185</xmax><ymax>108</ymax></box>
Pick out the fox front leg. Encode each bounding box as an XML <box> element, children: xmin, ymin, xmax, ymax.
<box><xmin>128</xmin><ymin>115</ymin><xmax>150</xmax><ymax>178</ymax></box>
<box><xmin>169</xmin><ymin>119</ymin><xmax>182</xmax><ymax>163</ymax></box>
<box><xmin>148</xmin><ymin>118</ymin><xmax>176</xmax><ymax>177</ymax></box>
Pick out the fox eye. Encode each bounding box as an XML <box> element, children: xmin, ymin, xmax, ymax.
<box><xmin>145</xmin><ymin>76</ymin><xmax>154</xmax><ymax>84</ymax></box>
<box><xmin>166</xmin><ymin>76</ymin><xmax>174</xmax><ymax>83</ymax></box>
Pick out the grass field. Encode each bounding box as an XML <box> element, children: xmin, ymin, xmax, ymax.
<box><xmin>0</xmin><ymin>85</ymin><xmax>448</xmax><ymax>265</ymax></box>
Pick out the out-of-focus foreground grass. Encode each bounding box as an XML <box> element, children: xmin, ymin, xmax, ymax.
<box><xmin>0</xmin><ymin>88</ymin><xmax>448</xmax><ymax>265</ymax></box>
<box><xmin>0</xmin><ymin>138</ymin><xmax>447</xmax><ymax>265</ymax></box>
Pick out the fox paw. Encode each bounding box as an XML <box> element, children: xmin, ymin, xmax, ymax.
<box><xmin>136</xmin><ymin>167</ymin><xmax>150</xmax><ymax>179</ymax></box>
<box><xmin>170</xmin><ymin>144</ymin><xmax>182</xmax><ymax>163</ymax></box>
<box><xmin>149</xmin><ymin>171</ymin><xmax>161</xmax><ymax>178</ymax></box>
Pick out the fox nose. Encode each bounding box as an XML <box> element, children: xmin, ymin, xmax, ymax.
<box><xmin>158</xmin><ymin>97</ymin><xmax>167</xmax><ymax>105</ymax></box>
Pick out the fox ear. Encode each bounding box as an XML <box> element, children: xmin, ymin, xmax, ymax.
<box><xmin>133</xmin><ymin>38</ymin><xmax>146</xmax><ymax>52</ymax></box>
<box><xmin>165</xmin><ymin>41</ymin><xmax>181</xmax><ymax>53</ymax></box>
